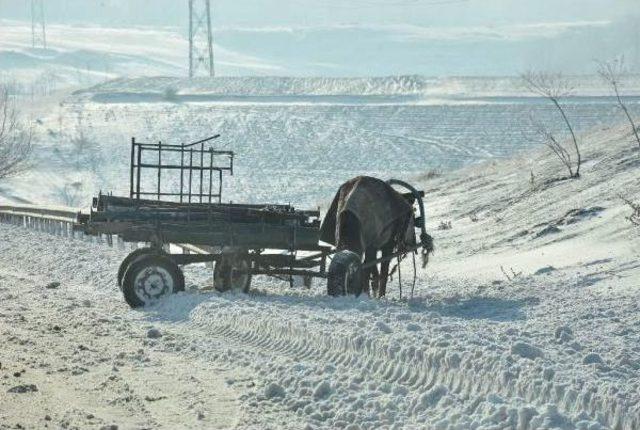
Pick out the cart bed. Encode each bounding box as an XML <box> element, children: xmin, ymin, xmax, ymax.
<box><xmin>79</xmin><ymin>194</ymin><xmax>324</xmax><ymax>251</ymax></box>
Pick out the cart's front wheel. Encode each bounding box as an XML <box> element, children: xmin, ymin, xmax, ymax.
<box><xmin>121</xmin><ymin>254</ymin><xmax>185</xmax><ymax>308</ymax></box>
<box><xmin>214</xmin><ymin>256</ymin><xmax>252</xmax><ymax>293</ymax></box>
<box><xmin>117</xmin><ymin>247</ymin><xmax>166</xmax><ymax>289</ymax></box>
<box><xmin>327</xmin><ymin>250</ymin><xmax>362</xmax><ymax>296</ymax></box>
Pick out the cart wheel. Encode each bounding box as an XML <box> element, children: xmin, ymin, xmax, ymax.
<box><xmin>121</xmin><ymin>254</ymin><xmax>185</xmax><ymax>308</ymax></box>
<box><xmin>214</xmin><ymin>256</ymin><xmax>252</xmax><ymax>293</ymax></box>
<box><xmin>327</xmin><ymin>250</ymin><xmax>362</xmax><ymax>296</ymax></box>
<box><xmin>117</xmin><ymin>247</ymin><xmax>165</xmax><ymax>289</ymax></box>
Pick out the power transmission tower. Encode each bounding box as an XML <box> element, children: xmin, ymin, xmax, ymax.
<box><xmin>188</xmin><ymin>0</ymin><xmax>215</xmax><ymax>78</ymax></box>
<box><xmin>31</xmin><ymin>0</ymin><xmax>47</xmax><ymax>49</ymax></box>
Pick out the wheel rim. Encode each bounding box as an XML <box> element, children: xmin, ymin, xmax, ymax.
<box><xmin>133</xmin><ymin>265</ymin><xmax>174</xmax><ymax>304</ymax></box>
<box><xmin>217</xmin><ymin>259</ymin><xmax>250</xmax><ymax>292</ymax></box>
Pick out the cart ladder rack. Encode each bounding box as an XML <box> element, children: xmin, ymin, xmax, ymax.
<box><xmin>129</xmin><ymin>134</ymin><xmax>234</xmax><ymax>204</ymax></box>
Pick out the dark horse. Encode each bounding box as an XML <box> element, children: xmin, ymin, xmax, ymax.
<box><xmin>320</xmin><ymin>176</ymin><xmax>418</xmax><ymax>297</ymax></box>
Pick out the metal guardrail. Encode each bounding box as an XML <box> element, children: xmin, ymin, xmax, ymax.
<box><xmin>0</xmin><ymin>203</ymin><xmax>78</xmax><ymax>221</ymax></box>
<box><xmin>0</xmin><ymin>203</ymin><xmax>207</xmax><ymax>254</ymax></box>
<box><xmin>0</xmin><ymin>203</ymin><xmax>82</xmax><ymax>240</ymax></box>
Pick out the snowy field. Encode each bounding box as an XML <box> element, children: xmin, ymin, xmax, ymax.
<box><xmin>2</xmin><ymin>86</ymin><xmax>640</xmax><ymax>209</ymax></box>
<box><xmin>1</xmin><ymin>122</ymin><xmax>639</xmax><ymax>429</ymax></box>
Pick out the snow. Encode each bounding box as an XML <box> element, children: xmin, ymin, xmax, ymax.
<box><xmin>2</xmin><ymin>80</ymin><xmax>639</xmax><ymax>211</ymax></box>
<box><xmin>2</xmin><ymin>18</ymin><xmax>640</xmax><ymax>97</ymax></box>
<box><xmin>510</xmin><ymin>341</ymin><xmax>545</xmax><ymax>360</ymax></box>
<box><xmin>1</xmin><ymin>18</ymin><xmax>640</xmax><ymax>430</ymax></box>
<box><xmin>1</xmin><ymin>117</ymin><xmax>640</xmax><ymax>427</ymax></box>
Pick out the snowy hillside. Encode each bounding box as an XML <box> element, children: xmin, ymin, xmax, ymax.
<box><xmin>2</xmin><ymin>19</ymin><xmax>640</xmax><ymax>98</ymax></box>
<box><xmin>76</xmin><ymin>75</ymin><xmax>428</xmax><ymax>98</ymax></box>
<box><xmin>2</xmin><ymin>81</ymin><xmax>638</xmax><ymax>211</ymax></box>
<box><xmin>78</xmin><ymin>75</ymin><xmax>640</xmax><ymax>100</ymax></box>
<box><xmin>1</xmin><ymin>122</ymin><xmax>639</xmax><ymax>429</ymax></box>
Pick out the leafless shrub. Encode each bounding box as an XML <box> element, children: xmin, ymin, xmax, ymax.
<box><xmin>528</xmin><ymin>115</ymin><xmax>576</xmax><ymax>178</ymax></box>
<box><xmin>55</xmin><ymin>181</ymin><xmax>84</xmax><ymax>207</ymax></box>
<box><xmin>70</xmin><ymin>113</ymin><xmax>102</xmax><ymax>173</ymax></box>
<box><xmin>620</xmin><ymin>195</ymin><xmax>640</xmax><ymax>226</ymax></box>
<box><xmin>597</xmin><ymin>56</ymin><xmax>640</xmax><ymax>148</ymax></box>
<box><xmin>529</xmin><ymin>169</ymin><xmax>536</xmax><ymax>188</ymax></box>
<box><xmin>0</xmin><ymin>86</ymin><xmax>32</xmax><ymax>180</ymax></box>
<box><xmin>438</xmin><ymin>220</ymin><xmax>452</xmax><ymax>230</ymax></box>
<box><xmin>500</xmin><ymin>265</ymin><xmax>523</xmax><ymax>281</ymax></box>
<box><xmin>163</xmin><ymin>86</ymin><xmax>179</xmax><ymax>102</ymax></box>
<box><xmin>521</xmin><ymin>71</ymin><xmax>582</xmax><ymax>178</ymax></box>
<box><xmin>71</xmin><ymin>129</ymin><xmax>100</xmax><ymax>169</ymax></box>
<box><xmin>418</xmin><ymin>169</ymin><xmax>442</xmax><ymax>181</ymax></box>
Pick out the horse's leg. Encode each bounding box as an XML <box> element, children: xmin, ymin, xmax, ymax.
<box><xmin>363</xmin><ymin>247</ymin><xmax>377</xmax><ymax>297</ymax></box>
<box><xmin>379</xmin><ymin>242</ymin><xmax>394</xmax><ymax>297</ymax></box>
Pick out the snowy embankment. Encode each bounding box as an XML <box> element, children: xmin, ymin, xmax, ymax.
<box><xmin>73</xmin><ymin>75</ymin><xmax>640</xmax><ymax>105</ymax></box>
<box><xmin>1</xmin><ymin>122</ymin><xmax>639</xmax><ymax>429</ymax></box>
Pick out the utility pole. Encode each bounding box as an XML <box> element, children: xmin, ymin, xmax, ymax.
<box><xmin>188</xmin><ymin>0</ymin><xmax>215</xmax><ymax>78</ymax></box>
<box><xmin>31</xmin><ymin>0</ymin><xmax>47</xmax><ymax>49</ymax></box>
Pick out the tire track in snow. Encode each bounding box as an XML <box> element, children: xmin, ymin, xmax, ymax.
<box><xmin>184</xmin><ymin>304</ymin><xmax>638</xmax><ymax>429</ymax></box>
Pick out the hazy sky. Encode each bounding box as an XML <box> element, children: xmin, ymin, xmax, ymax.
<box><xmin>1</xmin><ymin>0</ymin><xmax>638</xmax><ymax>76</ymax></box>
<box><xmin>0</xmin><ymin>0</ymin><xmax>636</xmax><ymax>27</ymax></box>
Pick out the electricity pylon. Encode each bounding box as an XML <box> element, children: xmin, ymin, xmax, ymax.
<box><xmin>31</xmin><ymin>0</ymin><xmax>47</xmax><ymax>49</ymax></box>
<box><xmin>188</xmin><ymin>0</ymin><xmax>215</xmax><ymax>78</ymax></box>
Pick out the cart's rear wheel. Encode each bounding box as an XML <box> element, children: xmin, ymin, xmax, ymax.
<box><xmin>327</xmin><ymin>250</ymin><xmax>362</xmax><ymax>296</ymax></box>
<box><xmin>214</xmin><ymin>256</ymin><xmax>252</xmax><ymax>293</ymax></box>
<box><xmin>121</xmin><ymin>254</ymin><xmax>185</xmax><ymax>308</ymax></box>
<box><xmin>117</xmin><ymin>247</ymin><xmax>165</xmax><ymax>289</ymax></box>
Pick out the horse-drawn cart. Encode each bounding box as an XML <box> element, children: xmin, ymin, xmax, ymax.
<box><xmin>76</xmin><ymin>135</ymin><xmax>432</xmax><ymax>307</ymax></box>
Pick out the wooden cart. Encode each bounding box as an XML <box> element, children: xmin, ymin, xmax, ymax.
<box><xmin>77</xmin><ymin>135</ymin><xmax>430</xmax><ymax>307</ymax></box>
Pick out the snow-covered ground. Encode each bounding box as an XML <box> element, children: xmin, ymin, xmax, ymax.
<box><xmin>1</xmin><ymin>119</ymin><xmax>639</xmax><ymax>429</ymax></box>
<box><xmin>2</xmin><ymin>18</ymin><xmax>640</xmax><ymax>429</ymax></box>
<box><xmin>2</xmin><ymin>82</ymin><xmax>639</xmax><ymax>209</ymax></box>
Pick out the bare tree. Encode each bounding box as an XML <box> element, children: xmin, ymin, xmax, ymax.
<box><xmin>55</xmin><ymin>181</ymin><xmax>84</xmax><ymax>207</ymax></box>
<box><xmin>0</xmin><ymin>86</ymin><xmax>32</xmax><ymax>180</ymax></box>
<box><xmin>528</xmin><ymin>115</ymin><xmax>576</xmax><ymax>178</ymax></box>
<box><xmin>522</xmin><ymin>71</ymin><xmax>582</xmax><ymax>178</ymax></box>
<box><xmin>597</xmin><ymin>56</ymin><xmax>640</xmax><ymax>148</ymax></box>
<box><xmin>620</xmin><ymin>195</ymin><xmax>640</xmax><ymax>227</ymax></box>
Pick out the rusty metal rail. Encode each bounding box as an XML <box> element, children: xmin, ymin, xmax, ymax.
<box><xmin>0</xmin><ymin>203</ymin><xmax>207</xmax><ymax>254</ymax></box>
